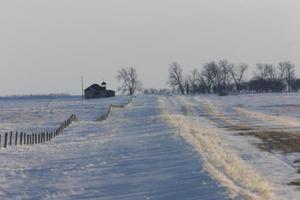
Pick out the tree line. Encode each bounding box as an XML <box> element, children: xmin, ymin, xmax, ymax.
<box><xmin>117</xmin><ymin>61</ymin><xmax>300</xmax><ymax>96</ymax></box>
<box><xmin>166</xmin><ymin>60</ymin><xmax>300</xmax><ymax>96</ymax></box>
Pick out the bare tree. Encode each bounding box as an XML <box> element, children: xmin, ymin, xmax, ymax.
<box><xmin>184</xmin><ymin>77</ymin><xmax>191</xmax><ymax>95</ymax></box>
<box><xmin>188</xmin><ymin>69</ymin><xmax>200</xmax><ymax>94</ymax></box>
<box><xmin>201</xmin><ymin>61</ymin><xmax>219</xmax><ymax>93</ymax></box>
<box><xmin>217</xmin><ymin>59</ymin><xmax>233</xmax><ymax>95</ymax></box>
<box><xmin>252</xmin><ymin>63</ymin><xmax>286</xmax><ymax>92</ymax></box>
<box><xmin>117</xmin><ymin>67</ymin><xmax>141</xmax><ymax>95</ymax></box>
<box><xmin>255</xmin><ymin>64</ymin><xmax>277</xmax><ymax>81</ymax></box>
<box><xmin>229</xmin><ymin>63</ymin><xmax>248</xmax><ymax>93</ymax></box>
<box><xmin>254</xmin><ymin>64</ymin><xmax>268</xmax><ymax>80</ymax></box>
<box><xmin>278</xmin><ymin>61</ymin><xmax>296</xmax><ymax>92</ymax></box>
<box><xmin>168</xmin><ymin>62</ymin><xmax>185</xmax><ymax>94</ymax></box>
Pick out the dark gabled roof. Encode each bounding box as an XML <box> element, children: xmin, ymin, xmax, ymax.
<box><xmin>84</xmin><ymin>84</ymin><xmax>106</xmax><ymax>92</ymax></box>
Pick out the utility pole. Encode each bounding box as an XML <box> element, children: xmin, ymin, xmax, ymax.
<box><xmin>81</xmin><ymin>76</ymin><xmax>84</xmax><ymax>100</ymax></box>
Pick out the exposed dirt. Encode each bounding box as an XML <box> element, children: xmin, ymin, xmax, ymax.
<box><xmin>288</xmin><ymin>181</ymin><xmax>300</xmax><ymax>186</ymax></box>
<box><xmin>239</xmin><ymin>130</ymin><xmax>300</xmax><ymax>153</ymax></box>
<box><xmin>223</xmin><ymin>125</ymin><xmax>255</xmax><ymax>131</ymax></box>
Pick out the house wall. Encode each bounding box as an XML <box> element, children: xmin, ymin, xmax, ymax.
<box><xmin>84</xmin><ymin>90</ymin><xmax>115</xmax><ymax>99</ymax></box>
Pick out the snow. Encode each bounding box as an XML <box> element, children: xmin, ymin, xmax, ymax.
<box><xmin>159</xmin><ymin>93</ymin><xmax>300</xmax><ymax>200</ymax></box>
<box><xmin>0</xmin><ymin>96</ymin><xmax>131</xmax><ymax>138</ymax></box>
<box><xmin>0</xmin><ymin>96</ymin><xmax>229</xmax><ymax>200</ymax></box>
<box><xmin>159</xmin><ymin>96</ymin><xmax>276</xmax><ymax>200</ymax></box>
<box><xmin>1</xmin><ymin>93</ymin><xmax>299</xmax><ymax>199</ymax></box>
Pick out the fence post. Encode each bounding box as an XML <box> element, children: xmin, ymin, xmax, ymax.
<box><xmin>23</xmin><ymin>133</ymin><xmax>26</xmax><ymax>145</ymax></box>
<box><xmin>9</xmin><ymin>131</ymin><xmax>12</xmax><ymax>146</ymax></box>
<box><xmin>4</xmin><ymin>133</ymin><xmax>7</xmax><ymax>148</ymax></box>
<box><xmin>20</xmin><ymin>132</ymin><xmax>23</xmax><ymax>146</ymax></box>
<box><xmin>27</xmin><ymin>134</ymin><xmax>29</xmax><ymax>145</ymax></box>
<box><xmin>15</xmin><ymin>132</ymin><xmax>18</xmax><ymax>146</ymax></box>
<box><xmin>35</xmin><ymin>133</ymin><xmax>37</xmax><ymax>144</ymax></box>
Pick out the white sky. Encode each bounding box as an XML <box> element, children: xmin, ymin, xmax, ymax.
<box><xmin>0</xmin><ymin>0</ymin><xmax>299</xmax><ymax>95</ymax></box>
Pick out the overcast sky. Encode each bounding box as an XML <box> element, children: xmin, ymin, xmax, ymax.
<box><xmin>0</xmin><ymin>0</ymin><xmax>299</xmax><ymax>95</ymax></box>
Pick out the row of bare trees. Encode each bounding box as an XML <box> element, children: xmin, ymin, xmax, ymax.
<box><xmin>168</xmin><ymin>60</ymin><xmax>299</xmax><ymax>95</ymax></box>
<box><xmin>116</xmin><ymin>62</ymin><xmax>298</xmax><ymax>96</ymax></box>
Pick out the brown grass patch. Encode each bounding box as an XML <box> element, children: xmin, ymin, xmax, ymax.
<box><xmin>239</xmin><ymin>130</ymin><xmax>300</xmax><ymax>153</ymax></box>
<box><xmin>223</xmin><ymin>125</ymin><xmax>255</xmax><ymax>131</ymax></box>
<box><xmin>288</xmin><ymin>181</ymin><xmax>300</xmax><ymax>186</ymax></box>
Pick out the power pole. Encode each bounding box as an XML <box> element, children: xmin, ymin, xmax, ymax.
<box><xmin>81</xmin><ymin>76</ymin><xmax>84</xmax><ymax>100</ymax></box>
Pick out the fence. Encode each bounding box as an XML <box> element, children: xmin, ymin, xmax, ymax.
<box><xmin>96</xmin><ymin>97</ymin><xmax>133</xmax><ymax>121</ymax></box>
<box><xmin>0</xmin><ymin>114</ymin><xmax>78</xmax><ymax>149</ymax></box>
<box><xmin>0</xmin><ymin>97</ymin><xmax>133</xmax><ymax>149</ymax></box>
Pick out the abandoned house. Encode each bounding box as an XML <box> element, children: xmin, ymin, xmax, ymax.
<box><xmin>84</xmin><ymin>82</ymin><xmax>115</xmax><ymax>99</ymax></box>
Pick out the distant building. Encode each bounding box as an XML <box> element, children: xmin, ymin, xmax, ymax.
<box><xmin>84</xmin><ymin>82</ymin><xmax>115</xmax><ymax>99</ymax></box>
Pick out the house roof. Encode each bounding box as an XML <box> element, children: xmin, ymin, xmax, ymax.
<box><xmin>84</xmin><ymin>84</ymin><xmax>106</xmax><ymax>92</ymax></box>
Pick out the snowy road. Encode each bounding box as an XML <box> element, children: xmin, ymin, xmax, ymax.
<box><xmin>0</xmin><ymin>96</ymin><xmax>229</xmax><ymax>200</ymax></box>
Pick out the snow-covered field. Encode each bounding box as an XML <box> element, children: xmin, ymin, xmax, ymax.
<box><xmin>0</xmin><ymin>94</ymin><xmax>299</xmax><ymax>199</ymax></box>
<box><xmin>158</xmin><ymin>93</ymin><xmax>300</xmax><ymax>200</ymax></box>
<box><xmin>0</xmin><ymin>96</ymin><xmax>131</xmax><ymax>134</ymax></box>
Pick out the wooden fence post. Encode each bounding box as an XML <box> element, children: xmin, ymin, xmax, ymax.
<box><xmin>20</xmin><ymin>132</ymin><xmax>23</xmax><ymax>146</ymax></box>
<box><xmin>9</xmin><ymin>131</ymin><xmax>12</xmax><ymax>146</ymax></box>
<box><xmin>23</xmin><ymin>133</ymin><xmax>26</xmax><ymax>145</ymax></box>
<box><xmin>4</xmin><ymin>133</ymin><xmax>7</xmax><ymax>148</ymax></box>
<box><xmin>35</xmin><ymin>133</ymin><xmax>37</xmax><ymax>144</ymax></box>
<box><xmin>27</xmin><ymin>134</ymin><xmax>29</xmax><ymax>145</ymax></box>
<box><xmin>15</xmin><ymin>132</ymin><xmax>18</xmax><ymax>146</ymax></box>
